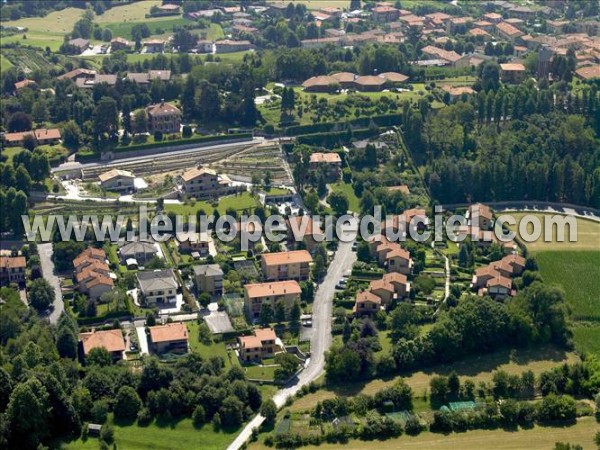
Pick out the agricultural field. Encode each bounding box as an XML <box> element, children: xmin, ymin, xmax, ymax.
<box><xmin>64</xmin><ymin>415</ymin><xmax>238</xmax><ymax>450</ymax></box>
<box><xmin>249</xmin><ymin>416</ymin><xmax>599</xmax><ymax>450</ymax></box>
<box><xmin>506</xmin><ymin>212</ymin><xmax>600</xmax><ymax>356</ymax></box>
<box><xmin>95</xmin><ymin>1</ymin><xmax>163</xmax><ymax>23</ymax></box>
<box><xmin>0</xmin><ymin>54</ymin><xmax>13</xmax><ymax>71</ymax></box>
<box><xmin>288</xmin><ymin>345</ymin><xmax>578</xmax><ymax>413</ymax></box>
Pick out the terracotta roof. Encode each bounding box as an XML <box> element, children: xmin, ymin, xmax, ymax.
<box><xmin>330</xmin><ymin>72</ymin><xmax>356</xmax><ymax>83</ymax></box>
<box><xmin>302</xmin><ymin>75</ymin><xmax>340</xmax><ymax>88</ymax></box>
<box><xmin>475</xmin><ymin>265</ymin><xmax>501</xmax><ymax>279</ymax></box>
<box><xmin>262</xmin><ymin>250</ymin><xmax>312</xmax><ymax>266</ymax></box>
<box><xmin>111</xmin><ymin>37</ymin><xmax>130</xmax><ymax>46</ymax></box>
<box><xmin>355</xmin><ymin>75</ymin><xmax>386</xmax><ymax>87</ymax></box>
<box><xmin>254</xmin><ymin>327</ymin><xmax>277</xmax><ymax>342</ymax></box>
<box><xmin>73</xmin><ymin>248</ymin><xmax>106</xmax><ymax>269</ymax></box>
<box><xmin>287</xmin><ymin>216</ymin><xmax>324</xmax><ymax>237</ymax></box>
<box><xmin>500</xmin><ymin>63</ymin><xmax>526</xmax><ymax>71</ymax></box>
<box><xmin>35</xmin><ymin>128</ymin><xmax>61</xmax><ymax>141</ymax></box>
<box><xmin>575</xmin><ymin>65</ymin><xmax>600</xmax><ymax>80</ymax></box>
<box><xmin>379</xmin><ymin>72</ymin><xmax>409</xmax><ymax>83</ymax></box>
<box><xmin>80</xmin><ymin>329</ymin><xmax>125</xmax><ymax>355</ymax></box>
<box><xmin>383</xmin><ymin>272</ymin><xmax>408</xmax><ymax>285</ymax></box>
<box><xmin>58</xmin><ymin>68</ymin><xmax>96</xmax><ymax>80</ymax></box>
<box><xmin>496</xmin><ymin>21</ymin><xmax>524</xmax><ymax>37</ymax></box>
<box><xmin>421</xmin><ymin>45</ymin><xmax>462</xmax><ymax>63</ymax></box>
<box><xmin>181</xmin><ymin>166</ymin><xmax>217</xmax><ymax>182</ymax></box>
<box><xmin>356</xmin><ymin>290</ymin><xmax>381</xmax><ymax>304</ymax></box>
<box><xmin>385</xmin><ymin>244</ymin><xmax>411</xmax><ymax>261</ymax></box>
<box><xmin>146</xmin><ymin>102</ymin><xmax>181</xmax><ymax>117</ymax></box>
<box><xmin>14</xmin><ymin>79</ymin><xmax>36</xmax><ymax>90</ymax></box>
<box><xmin>469</xmin><ymin>203</ymin><xmax>494</xmax><ymax>220</ymax></box>
<box><xmin>98</xmin><ymin>169</ymin><xmax>134</xmax><ymax>182</ymax></box>
<box><xmin>126</xmin><ymin>73</ymin><xmax>150</xmax><ymax>84</ymax></box>
<box><xmin>469</xmin><ymin>27</ymin><xmax>491</xmax><ymax>37</ymax></box>
<box><xmin>85</xmin><ymin>275</ymin><xmax>114</xmax><ymax>289</ymax></box>
<box><xmin>369</xmin><ymin>278</ymin><xmax>395</xmax><ymax>293</ymax></box>
<box><xmin>0</xmin><ymin>256</ymin><xmax>26</xmax><ymax>269</ymax></box>
<box><xmin>245</xmin><ymin>280</ymin><xmax>301</xmax><ymax>298</ymax></box>
<box><xmin>309</xmin><ymin>152</ymin><xmax>341</xmax><ymax>164</ymax></box>
<box><xmin>149</xmin><ymin>323</ymin><xmax>188</xmax><ymax>343</ymax></box>
<box><xmin>238</xmin><ymin>334</ymin><xmax>262</xmax><ymax>349</ymax></box>
<box><xmin>487</xmin><ymin>275</ymin><xmax>512</xmax><ymax>289</ymax></box>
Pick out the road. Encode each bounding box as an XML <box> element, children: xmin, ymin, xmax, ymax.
<box><xmin>227</xmin><ymin>233</ymin><xmax>357</xmax><ymax>450</ymax></box>
<box><xmin>38</xmin><ymin>243</ymin><xmax>64</xmax><ymax>324</ymax></box>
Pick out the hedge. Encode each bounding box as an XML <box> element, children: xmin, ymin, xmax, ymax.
<box><xmin>113</xmin><ymin>133</ymin><xmax>253</xmax><ymax>153</ymax></box>
<box><xmin>283</xmin><ymin>114</ymin><xmax>402</xmax><ymax>136</ymax></box>
<box><xmin>296</xmin><ymin>127</ymin><xmax>379</xmax><ymax>147</ymax></box>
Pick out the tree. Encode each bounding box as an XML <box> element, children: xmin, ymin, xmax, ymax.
<box><xmin>328</xmin><ymin>191</ymin><xmax>349</xmax><ymax>216</ymax></box>
<box><xmin>102</xmin><ymin>28</ymin><xmax>112</xmax><ymax>42</ymax></box>
<box><xmin>274</xmin><ymin>301</ymin><xmax>286</xmax><ymax>324</ymax></box>
<box><xmin>56</xmin><ymin>313</ymin><xmax>78</xmax><ymax>359</ymax></box>
<box><xmin>312</xmin><ymin>253</ymin><xmax>326</xmax><ymax>281</ymax></box>
<box><xmin>7</xmin><ymin>111</ymin><xmax>32</xmax><ymax>132</ymax></box>
<box><xmin>274</xmin><ymin>353</ymin><xmax>300</xmax><ymax>382</ymax></box>
<box><xmin>480</xmin><ymin>61</ymin><xmax>500</xmax><ymax>91</ymax></box>
<box><xmin>29</xmin><ymin>278</ymin><xmax>54</xmax><ymax>311</ymax></box>
<box><xmin>192</xmin><ymin>405</ymin><xmax>206</xmax><ymax>428</ymax></box>
<box><xmin>6</xmin><ymin>378</ymin><xmax>51</xmax><ymax>447</ymax></box>
<box><xmin>219</xmin><ymin>396</ymin><xmax>244</xmax><ymax>428</ymax></box>
<box><xmin>199</xmin><ymin>292</ymin><xmax>212</xmax><ymax>309</ymax></box>
<box><xmin>259</xmin><ymin>303</ymin><xmax>273</xmax><ymax>326</ymax></box>
<box><xmin>61</xmin><ymin>120</ymin><xmax>82</xmax><ymax>150</ymax></box>
<box><xmin>93</xmin><ymin>96</ymin><xmax>119</xmax><ymax>141</ymax></box>
<box><xmin>133</xmin><ymin>109</ymin><xmax>148</xmax><ymax>134</ymax></box>
<box><xmin>114</xmin><ymin>386</ymin><xmax>142</xmax><ymax>421</ymax></box>
<box><xmin>458</xmin><ymin>243</ymin><xmax>470</xmax><ymax>268</ymax></box>
<box><xmin>86</xmin><ymin>347</ymin><xmax>112</xmax><ymax>367</ymax></box>
<box><xmin>260</xmin><ymin>399</ymin><xmax>277</xmax><ymax>426</ymax></box>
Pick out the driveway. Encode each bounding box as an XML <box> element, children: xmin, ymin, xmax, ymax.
<box><xmin>136</xmin><ymin>326</ymin><xmax>150</xmax><ymax>356</ymax></box>
<box><xmin>227</xmin><ymin>230</ymin><xmax>357</xmax><ymax>450</ymax></box>
<box><xmin>38</xmin><ymin>243</ymin><xmax>63</xmax><ymax>324</ymax></box>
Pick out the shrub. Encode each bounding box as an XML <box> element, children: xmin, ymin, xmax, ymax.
<box><xmin>154</xmin><ymin>131</ymin><xmax>163</xmax><ymax>142</ymax></box>
<box><xmin>182</xmin><ymin>125</ymin><xmax>192</xmax><ymax>138</ymax></box>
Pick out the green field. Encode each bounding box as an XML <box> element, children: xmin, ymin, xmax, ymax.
<box><xmin>64</xmin><ymin>416</ymin><xmax>238</xmax><ymax>450</ymax></box>
<box><xmin>2</xmin><ymin>8</ymin><xmax>83</xmax><ymax>34</ymax></box>
<box><xmin>288</xmin><ymin>345</ymin><xmax>578</xmax><ymax>413</ymax></box>
<box><xmin>186</xmin><ymin>322</ymin><xmax>239</xmax><ymax>369</ymax></box>
<box><xmin>250</xmin><ymin>416</ymin><xmax>599</xmax><ymax>450</ymax></box>
<box><xmin>0</xmin><ymin>54</ymin><xmax>13</xmax><ymax>71</ymax></box>
<box><xmin>329</xmin><ymin>181</ymin><xmax>360</xmax><ymax>213</ymax></box>
<box><xmin>103</xmin><ymin>17</ymin><xmax>192</xmax><ymax>41</ymax></box>
<box><xmin>165</xmin><ymin>192</ymin><xmax>260</xmax><ymax>216</ymax></box>
<box><xmin>95</xmin><ymin>1</ymin><xmax>163</xmax><ymax>23</ymax></box>
<box><xmin>505</xmin><ymin>213</ymin><xmax>600</xmax><ymax>356</ymax></box>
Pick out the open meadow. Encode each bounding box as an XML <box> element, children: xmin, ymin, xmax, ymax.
<box><xmin>249</xmin><ymin>417</ymin><xmax>599</xmax><ymax>450</ymax></box>
<box><xmin>506</xmin><ymin>212</ymin><xmax>600</xmax><ymax>356</ymax></box>
<box><xmin>287</xmin><ymin>345</ymin><xmax>578</xmax><ymax>413</ymax></box>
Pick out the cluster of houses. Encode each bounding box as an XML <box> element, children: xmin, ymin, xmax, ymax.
<box><xmin>471</xmin><ymin>254</ymin><xmax>526</xmax><ymax>300</ymax></box>
<box><xmin>302</xmin><ymin>71</ymin><xmax>409</xmax><ymax>92</ymax></box>
<box><xmin>73</xmin><ymin>248</ymin><xmax>114</xmax><ymax>300</ymax></box>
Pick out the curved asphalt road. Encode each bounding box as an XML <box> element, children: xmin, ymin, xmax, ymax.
<box><xmin>227</xmin><ymin>232</ymin><xmax>357</xmax><ymax>450</ymax></box>
<box><xmin>38</xmin><ymin>242</ymin><xmax>64</xmax><ymax>324</ymax></box>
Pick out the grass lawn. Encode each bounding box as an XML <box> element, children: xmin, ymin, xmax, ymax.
<box><xmin>186</xmin><ymin>322</ymin><xmax>239</xmax><ymax>369</ymax></box>
<box><xmin>2</xmin><ymin>8</ymin><xmax>82</xmax><ymax>34</ymax></box>
<box><xmin>205</xmin><ymin>51</ymin><xmax>253</xmax><ymax>64</ymax></box>
<box><xmin>0</xmin><ymin>54</ymin><xmax>13</xmax><ymax>71</ymax></box>
<box><xmin>103</xmin><ymin>17</ymin><xmax>192</xmax><ymax>41</ymax></box>
<box><xmin>1</xmin><ymin>31</ymin><xmax>66</xmax><ymax>52</ymax></box>
<box><xmin>287</xmin><ymin>345</ymin><xmax>578</xmax><ymax>412</ymax></box>
<box><xmin>95</xmin><ymin>0</ymin><xmax>162</xmax><ymax>22</ymax></box>
<box><xmin>505</xmin><ymin>212</ymin><xmax>600</xmax><ymax>356</ymax></box>
<box><xmin>245</xmin><ymin>364</ymin><xmax>277</xmax><ymax>381</ymax></box>
<box><xmin>165</xmin><ymin>192</ymin><xmax>260</xmax><ymax>216</ymax></box>
<box><xmin>329</xmin><ymin>181</ymin><xmax>360</xmax><ymax>213</ymax></box>
<box><xmin>250</xmin><ymin>416</ymin><xmax>599</xmax><ymax>450</ymax></box>
<box><xmin>1</xmin><ymin>146</ymin><xmax>25</xmax><ymax>164</ymax></box>
<box><xmin>64</xmin><ymin>415</ymin><xmax>239</xmax><ymax>450</ymax></box>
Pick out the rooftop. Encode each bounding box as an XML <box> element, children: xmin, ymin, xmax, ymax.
<box><xmin>80</xmin><ymin>329</ymin><xmax>125</xmax><ymax>355</ymax></box>
<box><xmin>262</xmin><ymin>250</ymin><xmax>313</xmax><ymax>266</ymax></box>
<box><xmin>245</xmin><ymin>280</ymin><xmax>302</xmax><ymax>298</ymax></box>
<box><xmin>149</xmin><ymin>322</ymin><xmax>188</xmax><ymax>343</ymax></box>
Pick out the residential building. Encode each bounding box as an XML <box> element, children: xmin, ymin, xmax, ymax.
<box><xmin>111</xmin><ymin>37</ymin><xmax>132</xmax><ymax>51</ymax></box>
<box><xmin>355</xmin><ymin>75</ymin><xmax>387</xmax><ymax>91</ymax></box>
<box><xmin>179</xmin><ymin>232</ymin><xmax>212</xmax><ymax>257</ymax></box>
<box><xmin>261</xmin><ymin>250</ymin><xmax>312</xmax><ymax>281</ymax></box>
<box><xmin>244</xmin><ymin>280</ymin><xmax>302</xmax><ymax>319</ymax></box>
<box><xmin>330</xmin><ymin>72</ymin><xmax>357</xmax><ymax>89</ymax></box>
<box><xmin>353</xmin><ymin>290</ymin><xmax>381</xmax><ymax>317</ymax></box>
<box><xmin>98</xmin><ymin>169</ymin><xmax>135</xmax><ymax>192</ymax></box>
<box><xmin>58</xmin><ymin>68</ymin><xmax>96</xmax><ymax>81</ymax></box>
<box><xmin>287</xmin><ymin>216</ymin><xmax>325</xmax><ymax>254</ymax></box>
<box><xmin>68</xmin><ymin>38</ymin><xmax>90</xmax><ymax>53</ymax></box>
<box><xmin>309</xmin><ymin>152</ymin><xmax>342</xmax><ymax>180</ymax></box>
<box><xmin>495</xmin><ymin>21</ymin><xmax>524</xmax><ymax>40</ymax></box>
<box><xmin>468</xmin><ymin>203</ymin><xmax>494</xmax><ymax>230</ymax></box>
<box><xmin>302</xmin><ymin>75</ymin><xmax>340</xmax><ymax>92</ymax></box>
<box><xmin>379</xmin><ymin>72</ymin><xmax>409</xmax><ymax>86</ymax></box>
<box><xmin>485</xmin><ymin>275</ymin><xmax>513</xmax><ymax>299</ymax></box>
<box><xmin>14</xmin><ymin>79</ymin><xmax>37</xmax><ymax>91</ymax></box>
<box><xmin>148</xmin><ymin>323</ymin><xmax>188</xmax><ymax>354</ymax></box>
<box><xmin>195</xmin><ymin>40</ymin><xmax>214</xmax><ymax>53</ymax></box>
<box><xmin>136</xmin><ymin>269</ymin><xmax>179</xmax><ymax>307</ymax></box>
<box><xmin>180</xmin><ymin>166</ymin><xmax>236</xmax><ymax>198</ymax></box>
<box><xmin>73</xmin><ymin>248</ymin><xmax>113</xmax><ymax>300</ymax></box>
<box><xmin>126</xmin><ymin>72</ymin><xmax>150</xmax><ymax>85</ymax></box>
<box><xmin>575</xmin><ymin>65</ymin><xmax>600</xmax><ymax>82</ymax></box>
<box><xmin>75</xmin><ymin>74</ymin><xmax>118</xmax><ymax>89</ymax></box>
<box><xmin>383</xmin><ymin>243</ymin><xmax>413</xmax><ymax>275</ymax></box>
<box><xmin>2</xmin><ymin>128</ymin><xmax>61</xmax><ymax>147</ymax></box>
<box><xmin>79</xmin><ymin>329</ymin><xmax>126</xmax><ymax>362</ymax></box>
<box><xmin>143</xmin><ymin>39</ymin><xmax>165</xmax><ymax>53</ymax></box>
<box><xmin>238</xmin><ymin>328</ymin><xmax>282</xmax><ymax>362</ymax></box>
<box><xmin>0</xmin><ymin>256</ymin><xmax>26</xmax><ymax>285</ymax></box>
<box><xmin>383</xmin><ymin>272</ymin><xmax>411</xmax><ymax>298</ymax></box>
<box><xmin>193</xmin><ymin>264</ymin><xmax>223</xmax><ymax>297</ymax></box>
<box><xmin>368</xmin><ymin>278</ymin><xmax>395</xmax><ymax>305</ymax></box>
<box><xmin>148</xmin><ymin>70</ymin><xmax>171</xmax><ymax>81</ymax></box>
<box><xmin>500</xmin><ymin>63</ymin><xmax>527</xmax><ymax>83</ymax></box>
<box><xmin>119</xmin><ymin>241</ymin><xmax>158</xmax><ymax>265</ymax></box>
<box><xmin>372</xmin><ymin>6</ymin><xmax>400</xmax><ymax>22</ymax></box>
<box><xmin>215</xmin><ymin>39</ymin><xmax>252</xmax><ymax>53</ymax></box>
<box><xmin>146</xmin><ymin>101</ymin><xmax>181</xmax><ymax>133</ymax></box>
